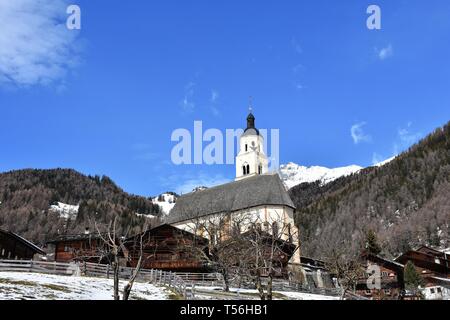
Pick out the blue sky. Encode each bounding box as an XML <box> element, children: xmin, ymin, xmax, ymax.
<box><xmin>1</xmin><ymin>0</ymin><xmax>450</xmax><ymax>196</ymax></box>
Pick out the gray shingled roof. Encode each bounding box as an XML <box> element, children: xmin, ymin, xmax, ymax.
<box><xmin>166</xmin><ymin>174</ymin><xmax>295</xmax><ymax>224</ymax></box>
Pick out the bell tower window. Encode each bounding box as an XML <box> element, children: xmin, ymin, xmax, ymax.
<box><xmin>245</xmin><ymin>144</ymin><xmax>248</xmax><ymax>152</ymax></box>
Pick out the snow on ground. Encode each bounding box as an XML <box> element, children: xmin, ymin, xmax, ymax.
<box><xmin>49</xmin><ymin>202</ymin><xmax>79</xmax><ymax>220</ymax></box>
<box><xmin>152</xmin><ymin>193</ymin><xmax>176</xmax><ymax>215</ymax></box>
<box><xmin>194</xmin><ymin>286</ymin><xmax>339</xmax><ymax>300</ymax></box>
<box><xmin>0</xmin><ymin>272</ymin><xmax>172</xmax><ymax>300</ymax></box>
<box><xmin>279</xmin><ymin>162</ymin><xmax>363</xmax><ymax>189</ymax></box>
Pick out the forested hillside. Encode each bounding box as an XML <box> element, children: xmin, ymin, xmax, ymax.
<box><xmin>0</xmin><ymin>169</ymin><xmax>161</xmax><ymax>245</ymax></box>
<box><xmin>290</xmin><ymin>120</ymin><xmax>450</xmax><ymax>259</ymax></box>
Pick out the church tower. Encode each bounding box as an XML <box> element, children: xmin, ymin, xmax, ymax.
<box><xmin>235</xmin><ymin>110</ymin><xmax>269</xmax><ymax>180</ymax></box>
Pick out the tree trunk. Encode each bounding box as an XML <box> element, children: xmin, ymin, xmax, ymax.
<box><xmin>123</xmin><ymin>282</ymin><xmax>132</xmax><ymax>300</ymax></box>
<box><xmin>113</xmin><ymin>260</ymin><xmax>120</xmax><ymax>300</ymax></box>
<box><xmin>255</xmin><ymin>275</ymin><xmax>266</xmax><ymax>300</ymax></box>
<box><xmin>222</xmin><ymin>269</ymin><xmax>230</xmax><ymax>292</ymax></box>
<box><xmin>267</xmin><ymin>273</ymin><xmax>273</xmax><ymax>300</ymax></box>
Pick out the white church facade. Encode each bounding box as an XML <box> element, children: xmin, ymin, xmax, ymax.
<box><xmin>167</xmin><ymin>111</ymin><xmax>300</xmax><ymax>266</ymax></box>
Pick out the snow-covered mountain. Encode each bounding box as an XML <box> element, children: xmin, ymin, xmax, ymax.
<box><xmin>278</xmin><ymin>163</ymin><xmax>363</xmax><ymax>189</ymax></box>
<box><xmin>279</xmin><ymin>156</ymin><xmax>397</xmax><ymax>189</ymax></box>
<box><xmin>151</xmin><ymin>193</ymin><xmax>177</xmax><ymax>215</ymax></box>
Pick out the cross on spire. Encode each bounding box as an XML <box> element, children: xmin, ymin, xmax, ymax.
<box><xmin>248</xmin><ymin>96</ymin><xmax>253</xmax><ymax>113</ymax></box>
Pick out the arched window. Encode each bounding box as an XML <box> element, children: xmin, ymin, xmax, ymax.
<box><xmin>245</xmin><ymin>144</ymin><xmax>248</xmax><ymax>152</ymax></box>
<box><xmin>246</xmin><ymin>164</ymin><xmax>250</xmax><ymax>175</ymax></box>
<box><xmin>242</xmin><ymin>166</ymin><xmax>246</xmax><ymax>175</ymax></box>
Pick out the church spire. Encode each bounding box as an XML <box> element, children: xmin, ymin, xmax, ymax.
<box><xmin>245</xmin><ymin>96</ymin><xmax>258</xmax><ymax>134</ymax></box>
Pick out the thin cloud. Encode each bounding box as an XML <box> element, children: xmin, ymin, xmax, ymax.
<box><xmin>0</xmin><ymin>0</ymin><xmax>82</xmax><ymax>87</ymax></box>
<box><xmin>291</xmin><ymin>37</ymin><xmax>303</xmax><ymax>55</ymax></box>
<box><xmin>180</xmin><ymin>81</ymin><xmax>196</xmax><ymax>113</ymax></box>
<box><xmin>163</xmin><ymin>172</ymin><xmax>229</xmax><ymax>195</ymax></box>
<box><xmin>376</xmin><ymin>44</ymin><xmax>393</xmax><ymax>60</ymax></box>
<box><xmin>393</xmin><ymin>122</ymin><xmax>422</xmax><ymax>154</ymax></box>
<box><xmin>210</xmin><ymin>89</ymin><xmax>220</xmax><ymax>116</ymax></box>
<box><xmin>351</xmin><ymin>122</ymin><xmax>372</xmax><ymax>144</ymax></box>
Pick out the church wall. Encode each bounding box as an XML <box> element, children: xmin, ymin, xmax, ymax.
<box><xmin>171</xmin><ymin>204</ymin><xmax>300</xmax><ymax>264</ymax></box>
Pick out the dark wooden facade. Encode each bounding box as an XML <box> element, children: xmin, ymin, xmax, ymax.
<box><xmin>0</xmin><ymin>229</ymin><xmax>45</xmax><ymax>260</ymax></box>
<box><xmin>125</xmin><ymin>224</ymin><xmax>209</xmax><ymax>272</ymax></box>
<box><xmin>395</xmin><ymin>246</ymin><xmax>450</xmax><ymax>279</ymax></box>
<box><xmin>356</xmin><ymin>252</ymin><xmax>405</xmax><ymax>300</ymax></box>
<box><xmin>47</xmin><ymin>233</ymin><xmax>107</xmax><ymax>263</ymax></box>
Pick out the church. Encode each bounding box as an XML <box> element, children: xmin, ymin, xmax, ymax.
<box><xmin>167</xmin><ymin>111</ymin><xmax>300</xmax><ymax>266</ymax></box>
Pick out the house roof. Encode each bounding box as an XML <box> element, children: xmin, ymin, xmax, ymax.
<box><xmin>46</xmin><ymin>233</ymin><xmax>106</xmax><ymax>244</ymax></box>
<box><xmin>166</xmin><ymin>173</ymin><xmax>295</xmax><ymax>224</ymax></box>
<box><xmin>0</xmin><ymin>229</ymin><xmax>45</xmax><ymax>255</ymax></box>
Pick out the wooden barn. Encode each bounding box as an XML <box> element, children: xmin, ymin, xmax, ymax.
<box><xmin>395</xmin><ymin>245</ymin><xmax>450</xmax><ymax>279</ymax></box>
<box><xmin>125</xmin><ymin>224</ymin><xmax>209</xmax><ymax>272</ymax></box>
<box><xmin>0</xmin><ymin>229</ymin><xmax>45</xmax><ymax>260</ymax></box>
<box><xmin>47</xmin><ymin>231</ymin><xmax>109</xmax><ymax>263</ymax></box>
<box><xmin>356</xmin><ymin>252</ymin><xmax>405</xmax><ymax>300</ymax></box>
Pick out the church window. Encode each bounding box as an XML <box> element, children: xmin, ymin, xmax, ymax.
<box><xmin>245</xmin><ymin>144</ymin><xmax>248</xmax><ymax>152</ymax></box>
<box><xmin>242</xmin><ymin>166</ymin><xmax>246</xmax><ymax>175</ymax></box>
<box><xmin>258</xmin><ymin>165</ymin><xmax>262</xmax><ymax>174</ymax></box>
<box><xmin>246</xmin><ymin>164</ymin><xmax>250</xmax><ymax>174</ymax></box>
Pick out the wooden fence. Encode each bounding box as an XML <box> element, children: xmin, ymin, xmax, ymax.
<box><xmin>0</xmin><ymin>259</ymin><xmax>194</xmax><ymax>299</ymax></box>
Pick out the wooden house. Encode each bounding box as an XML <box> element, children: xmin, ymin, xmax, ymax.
<box><xmin>356</xmin><ymin>252</ymin><xmax>405</xmax><ymax>300</ymax></box>
<box><xmin>0</xmin><ymin>229</ymin><xmax>45</xmax><ymax>260</ymax></box>
<box><xmin>47</xmin><ymin>231</ymin><xmax>109</xmax><ymax>263</ymax></box>
<box><xmin>395</xmin><ymin>245</ymin><xmax>450</xmax><ymax>300</ymax></box>
<box><xmin>125</xmin><ymin>224</ymin><xmax>210</xmax><ymax>272</ymax></box>
<box><xmin>395</xmin><ymin>245</ymin><xmax>450</xmax><ymax>279</ymax></box>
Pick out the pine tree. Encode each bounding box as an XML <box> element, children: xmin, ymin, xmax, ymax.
<box><xmin>404</xmin><ymin>260</ymin><xmax>424</xmax><ymax>296</ymax></box>
<box><xmin>365</xmin><ymin>229</ymin><xmax>382</xmax><ymax>256</ymax></box>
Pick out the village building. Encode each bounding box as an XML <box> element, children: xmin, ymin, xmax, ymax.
<box><xmin>356</xmin><ymin>252</ymin><xmax>405</xmax><ymax>300</ymax></box>
<box><xmin>0</xmin><ymin>229</ymin><xmax>45</xmax><ymax>260</ymax></box>
<box><xmin>125</xmin><ymin>224</ymin><xmax>209</xmax><ymax>272</ymax></box>
<box><xmin>167</xmin><ymin>111</ymin><xmax>300</xmax><ymax>272</ymax></box>
<box><xmin>47</xmin><ymin>229</ymin><xmax>110</xmax><ymax>263</ymax></box>
<box><xmin>300</xmin><ymin>256</ymin><xmax>337</xmax><ymax>289</ymax></box>
<box><xmin>395</xmin><ymin>245</ymin><xmax>450</xmax><ymax>300</ymax></box>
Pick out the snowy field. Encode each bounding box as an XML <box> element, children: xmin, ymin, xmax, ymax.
<box><xmin>194</xmin><ymin>286</ymin><xmax>340</xmax><ymax>300</ymax></box>
<box><xmin>0</xmin><ymin>272</ymin><xmax>172</xmax><ymax>300</ymax></box>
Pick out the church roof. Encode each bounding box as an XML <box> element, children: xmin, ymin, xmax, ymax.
<box><xmin>166</xmin><ymin>174</ymin><xmax>295</xmax><ymax>224</ymax></box>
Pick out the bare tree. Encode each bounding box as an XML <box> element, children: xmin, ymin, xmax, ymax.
<box><xmin>239</xmin><ymin>215</ymin><xmax>299</xmax><ymax>300</ymax></box>
<box><xmin>323</xmin><ymin>241</ymin><xmax>364</xmax><ymax>300</ymax></box>
<box><xmin>178</xmin><ymin>213</ymin><xmax>246</xmax><ymax>292</ymax></box>
<box><xmin>89</xmin><ymin>216</ymin><xmax>153</xmax><ymax>300</ymax></box>
<box><xmin>178</xmin><ymin>209</ymin><xmax>299</xmax><ymax>300</ymax></box>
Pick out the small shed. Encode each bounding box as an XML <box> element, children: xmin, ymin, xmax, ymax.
<box><xmin>0</xmin><ymin>229</ymin><xmax>45</xmax><ymax>260</ymax></box>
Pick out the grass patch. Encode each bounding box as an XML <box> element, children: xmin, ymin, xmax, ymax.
<box><xmin>0</xmin><ymin>278</ymin><xmax>38</xmax><ymax>287</ymax></box>
<box><xmin>41</xmin><ymin>283</ymin><xmax>71</xmax><ymax>293</ymax></box>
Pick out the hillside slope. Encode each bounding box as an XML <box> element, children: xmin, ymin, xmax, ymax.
<box><xmin>0</xmin><ymin>169</ymin><xmax>161</xmax><ymax>244</ymax></box>
<box><xmin>290</xmin><ymin>121</ymin><xmax>450</xmax><ymax>259</ymax></box>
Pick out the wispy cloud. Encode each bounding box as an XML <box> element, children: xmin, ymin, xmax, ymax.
<box><xmin>210</xmin><ymin>89</ymin><xmax>220</xmax><ymax>116</ymax></box>
<box><xmin>291</xmin><ymin>37</ymin><xmax>303</xmax><ymax>55</ymax></box>
<box><xmin>376</xmin><ymin>44</ymin><xmax>393</xmax><ymax>60</ymax></box>
<box><xmin>351</xmin><ymin>122</ymin><xmax>372</xmax><ymax>144</ymax></box>
<box><xmin>0</xmin><ymin>0</ymin><xmax>82</xmax><ymax>87</ymax></box>
<box><xmin>372</xmin><ymin>152</ymin><xmax>384</xmax><ymax>165</ymax></box>
<box><xmin>179</xmin><ymin>81</ymin><xmax>196</xmax><ymax>113</ymax></box>
<box><xmin>163</xmin><ymin>172</ymin><xmax>230</xmax><ymax>195</ymax></box>
<box><xmin>394</xmin><ymin>122</ymin><xmax>422</xmax><ymax>154</ymax></box>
